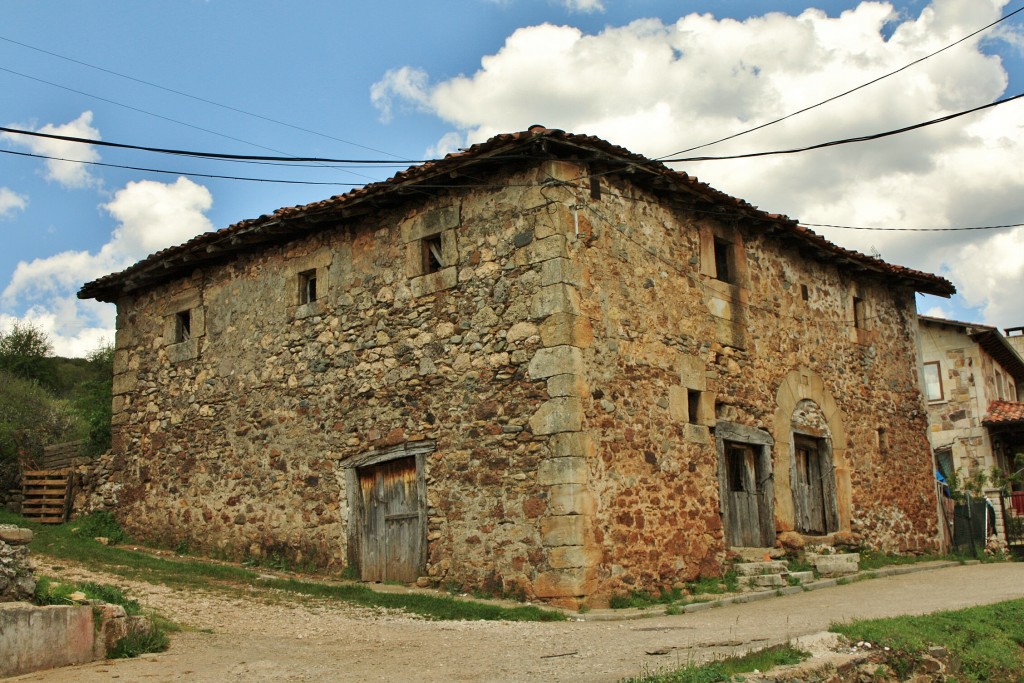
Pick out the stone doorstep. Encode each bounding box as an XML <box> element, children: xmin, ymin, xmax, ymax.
<box><xmin>734</xmin><ymin>561</ymin><xmax>788</xmax><ymax>576</ymax></box>
<box><xmin>740</xmin><ymin>570</ymin><xmax>814</xmax><ymax>589</ymax></box>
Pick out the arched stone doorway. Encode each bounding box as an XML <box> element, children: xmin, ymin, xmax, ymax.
<box><xmin>773</xmin><ymin>368</ymin><xmax>851</xmax><ymax>535</ymax></box>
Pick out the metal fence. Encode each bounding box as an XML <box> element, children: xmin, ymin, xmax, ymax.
<box><xmin>998</xmin><ymin>491</ymin><xmax>1024</xmax><ymax>554</ymax></box>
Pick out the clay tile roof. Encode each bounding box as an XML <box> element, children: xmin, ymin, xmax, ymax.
<box><xmin>983</xmin><ymin>400</ymin><xmax>1024</xmax><ymax>426</ymax></box>
<box><xmin>78</xmin><ymin>127</ymin><xmax>956</xmax><ymax>302</ymax></box>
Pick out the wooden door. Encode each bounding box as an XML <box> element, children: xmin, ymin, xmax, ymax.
<box><xmin>357</xmin><ymin>457</ymin><xmax>423</xmax><ymax>583</ymax></box>
<box><xmin>793</xmin><ymin>435</ymin><xmax>837</xmax><ymax>534</ymax></box>
<box><xmin>724</xmin><ymin>442</ymin><xmax>773</xmax><ymax>547</ymax></box>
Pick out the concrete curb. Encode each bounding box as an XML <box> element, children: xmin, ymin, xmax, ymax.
<box><xmin>573</xmin><ymin>560</ymin><xmax>974</xmax><ymax>622</ymax></box>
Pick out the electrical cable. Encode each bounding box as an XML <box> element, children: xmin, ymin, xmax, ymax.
<box><xmin>656</xmin><ymin>3</ymin><xmax>1024</xmax><ymax>159</ymax></box>
<box><xmin>0</xmin><ymin>125</ymin><xmax>428</xmax><ymax>164</ymax></box>
<box><xmin>0</xmin><ymin>33</ymin><xmax>403</xmax><ymax>159</ymax></box>
<box><xmin>660</xmin><ymin>91</ymin><xmax>1024</xmax><ymax>162</ymax></box>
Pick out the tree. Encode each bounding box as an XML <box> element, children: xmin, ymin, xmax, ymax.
<box><xmin>0</xmin><ymin>321</ymin><xmax>54</xmax><ymax>386</ymax></box>
<box><xmin>77</xmin><ymin>342</ymin><xmax>115</xmax><ymax>456</ymax></box>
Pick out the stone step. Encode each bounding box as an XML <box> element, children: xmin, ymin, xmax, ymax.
<box><xmin>788</xmin><ymin>570</ymin><xmax>815</xmax><ymax>583</ymax></box>
<box><xmin>734</xmin><ymin>560</ymin><xmax>789</xmax><ymax>576</ymax></box>
<box><xmin>807</xmin><ymin>552</ymin><xmax>860</xmax><ymax>577</ymax></box>
<box><xmin>743</xmin><ymin>573</ymin><xmax>788</xmax><ymax>588</ymax></box>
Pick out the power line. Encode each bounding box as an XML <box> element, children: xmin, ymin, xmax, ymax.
<box><xmin>657</xmin><ymin>3</ymin><xmax>1024</xmax><ymax>159</ymax></box>
<box><xmin>660</xmin><ymin>91</ymin><xmax>1024</xmax><ymax>162</ymax></box>
<box><xmin>0</xmin><ymin>125</ymin><xmax>427</xmax><ymax>164</ymax></box>
<box><xmin>0</xmin><ymin>65</ymin><xmax>380</xmax><ymax>183</ymax></box>
<box><xmin>0</xmin><ymin>33</ymin><xmax>403</xmax><ymax>160</ymax></box>
<box><xmin>801</xmin><ymin>221</ymin><xmax>1024</xmax><ymax>232</ymax></box>
<box><xmin>0</xmin><ymin>149</ymin><xmax>364</xmax><ymax>186</ymax></box>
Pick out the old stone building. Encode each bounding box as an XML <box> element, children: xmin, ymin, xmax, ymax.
<box><xmin>80</xmin><ymin>127</ymin><xmax>954</xmax><ymax>605</ymax></box>
<box><xmin>918</xmin><ymin>316</ymin><xmax>1024</xmax><ymax>485</ymax></box>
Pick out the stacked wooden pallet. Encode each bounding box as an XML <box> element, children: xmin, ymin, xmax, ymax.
<box><xmin>20</xmin><ymin>469</ymin><xmax>72</xmax><ymax>524</ymax></box>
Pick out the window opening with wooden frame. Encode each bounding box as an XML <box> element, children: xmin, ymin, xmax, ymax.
<box><xmin>298</xmin><ymin>269</ymin><xmax>318</xmax><ymax>304</ymax></box>
<box><xmin>713</xmin><ymin>237</ymin><xmax>733</xmax><ymax>284</ymax></box>
<box><xmin>923</xmin><ymin>361</ymin><xmax>944</xmax><ymax>402</ymax></box>
<box><xmin>174</xmin><ymin>310</ymin><xmax>191</xmax><ymax>343</ymax></box>
<box><xmin>422</xmin><ymin>234</ymin><xmax>444</xmax><ymax>274</ymax></box>
<box><xmin>853</xmin><ymin>296</ymin><xmax>866</xmax><ymax>329</ymax></box>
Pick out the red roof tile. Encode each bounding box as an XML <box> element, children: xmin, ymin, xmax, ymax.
<box><xmin>983</xmin><ymin>400</ymin><xmax>1024</xmax><ymax>426</ymax></box>
<box><xmin>78</xmin><ymin>126</ymin><xmax>956</xmax><ymax>302</ymax></box>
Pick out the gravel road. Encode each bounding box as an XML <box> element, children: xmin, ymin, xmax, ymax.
<box><xmin>10</xmin><ymin>560</ymin><xmax>1024</xmax><ymax>682</ymax></box>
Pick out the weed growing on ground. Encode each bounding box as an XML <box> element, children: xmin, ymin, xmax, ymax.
<box><xmin>108</xmin><ymin>628</ymin><xmax>170</xmax><ymax>659</ymax></box>
<box><xmin>832</xmin><ymin>598</ymin><xmax>1024</xmax><ymax>682</ymax></box>
<box><xmin>619</xmin><ymin>644</ymin><xmax>808</xmax><ymax>682</ymax></box>
<box><xmin>67</xmin><ymin>511</ymin><xmax>129</xmax><ymax>545</ymax></box>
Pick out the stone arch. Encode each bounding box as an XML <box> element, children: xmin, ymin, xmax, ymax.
<box><xmin>773</xmin><ymin>367</ymin><xmax>850</xmax><ymax>534</ymax></box>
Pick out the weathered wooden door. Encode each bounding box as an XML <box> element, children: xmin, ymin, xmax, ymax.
<box><xmin>793</xmin><ymin>435</ymin><xmax>837</xmax><ymax>535</ymax></box>
<box><xmin>357</xmin><ymin>457</ymin><xmax>424</xmax><ymax>583</ymax></box>
<box><xmin>724</xmin><ymin>441</ymin><xmax>773</xmax><ymax>547</ymax></box>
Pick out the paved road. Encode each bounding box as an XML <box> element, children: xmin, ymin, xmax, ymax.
<box><xmin>11</xmin><ymin>562</ymin><xmax>1024</xmax><ymax>683</ymax></box>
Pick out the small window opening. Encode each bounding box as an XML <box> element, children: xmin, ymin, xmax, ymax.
<box><xmin>589</xmin><ymin>176</ymin><xmax>602</xmax><ymax>200</ymax></box>
<box><xmin>877</xmin><ymin>428</ymin><xmax>888</xmax><ymax>453</ymax></box>
<box><xmin>174</xmin><ymin>310</ymin><xmax>191</xmax><ymax>343</ymax></box>
<box><xmin>801</xmin><ymin>284</ymin><xmax>809</xmax><ymax>301</ymax></box>
<box><xmin>299</xmin><ymin>269</ymin><xmax>318</xmax><ymax>304</ymax></box>
<box><xmin>687</xmin><ymin>389</ymin><xmax>701</xmax><ymax>425</ymax></box>
<box><xmin>422</xmin><ymin>234</ymin><xmax>444</xmax><ymax>274</ymax></box>
<box><xmin>713</xmin><ymin>238</ymin><xmax>733</xmax><ymax>283</ymax></box>
<box><xmin>923</xmin><ymin>361</ymin><xmax>943</xmax><ymax>402</ymax></box>
<box><xmin>853</xmin><ymin>297</ymin><xmax>866</xmax><ymax>329</ymax></box>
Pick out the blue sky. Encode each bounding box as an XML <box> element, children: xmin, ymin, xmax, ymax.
<box><xmin>2</xmin><ymin>0</ymin><xmax>1023</xmax><ymax>355</ymax></box>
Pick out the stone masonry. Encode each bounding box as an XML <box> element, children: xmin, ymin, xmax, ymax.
<box><xmin>80</xmin><ymin>128</ymin><xmax>953</xmax><ymax>605</ymax></box>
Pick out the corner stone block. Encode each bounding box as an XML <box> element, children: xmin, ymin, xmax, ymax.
<box><xmin>534</xmin><ymin>568</ymin><xmax>591</xmax><ymax>598</ymax></box>
<box><xmin>547</xmin><ymin>545</ymin><xmax>595</xmax><ymax>569</ymax></box>
<box><xmin>111</xmin><ymin>372</ymin><xmax>137</xmax><ymax>396</ymax></box>
<box><xmin>529</xmin><ymin>397</ymin><xmax>583</xmax><ymax>435</ymax></box>
<box><xmin>531</xmin><ymin>284</ymin><xmax>581</xmax><ymax>320</ymax></box>
<box><xmin>547</xmin><ymin>484</ymin><xmax>596</xmax><ymax>515</ymax></box>
<box><xmin>528</xmin><ymin>346</ymin><xmax>583</xmax><ymax>380</ymax></box>
<box><xmin>549</xmin><ymin>431</ymin><xmax>587</xmax><ymax>458</ymax></box>
<box><xmin>540</xmin><ymin>514</ymin><xmax>586</xmax><ymax>547</ymax></box>
<box><xmin>547</xmin><ymin>373</ymin><xmax>587</xmax><ymax>398</ymax></box>
<box><xmin>526</xmin><ymin>235</ymin><xmax>568</xmax><ymax>265</ymax></box>
<box><xmin>538</xmin><ymin>457</ymin><xmax>588</xmax><ymax>486</ymax></box>
<box><xmin>540</xmin><ymin>258</ymin><xmax>582</xmax><ymax>287</ymax></box>
<box><xmin>540</xmin><ymin>313</ymin><xmax>593</xmax><ymax>348</ymax></box>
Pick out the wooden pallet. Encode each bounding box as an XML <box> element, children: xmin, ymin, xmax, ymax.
<box><xmin>21</xmin><ymin>469</ymin><xmax>73</xmax><ymax>524</ymax></box>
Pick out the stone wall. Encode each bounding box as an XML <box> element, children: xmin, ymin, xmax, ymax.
<box><xmin>105</xmin><ymin>158</ymin><xmax>940</xmax><ymax>603</ymax></box>
<box><xmin>0</xmin><ymin>525</ymin><xmax>35</xmax><ymax>602</ymax></box>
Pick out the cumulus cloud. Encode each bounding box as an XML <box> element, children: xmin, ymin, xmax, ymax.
<box><xmin>0</xmin><ymin>188</ymin><xmax>27</xmax><ymax>218</ymax></box>
<box><xmin>2</xmin><ymin>176</ymin><xmax>215</xmax><ymax>356</ymax></box>
<box><xmin>562</xmin><ymin>0</ymin><xmax>604</xmax><ymax>13</ymax></box>
<box><xmin>372</xmin><ymin>0</ymin><xmax>1024</xmax><ymax>329</ymax></box>
<box><xmin>1</xmin><ymin>111</ymin><xmax>102</xmax><ymax>189</ymax></box>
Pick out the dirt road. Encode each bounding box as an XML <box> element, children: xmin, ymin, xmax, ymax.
<box><xmin>11</xmin><ymin>561</ymin><xmax>1024</xmax><ymax>682</ymax></box>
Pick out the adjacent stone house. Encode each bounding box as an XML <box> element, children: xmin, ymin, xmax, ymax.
<box><xmin>79</xmin><ymin>127</ymin><xmax>954</xmax><ymax>605</ymax></box>
<box><xmin>918</xmin><ymin>316</ymin><xmax>1024</xmax><ymax>486</ymax></box>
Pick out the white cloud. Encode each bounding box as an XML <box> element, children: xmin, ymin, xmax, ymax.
<box><xmin>1</xmin><ymin>111</ymin><xmax>102</xmax><ymax>189</ymax></box>
<box><xmin>2</xmin><ymin>176</ymin><xmax>214</xmax><ymax>356</ymax></box>
<box><xmin>372</xmin><ymin>0</ymin><xmax>1024</xmax><ymax>329</ymax></box>
<box><xmin>562</xmin><ymin>0</ymin><xmax>605</xmax><ymax>13</ymax></box>
<box><xmin>0</xmin><ymin>188</ymin><xmax>27</xmax><ymax>218</ymax></box>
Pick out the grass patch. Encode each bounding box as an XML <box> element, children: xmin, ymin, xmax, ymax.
<box><xmin>832</xmin><ymin>598</ymin><xmax>1024</xmax><ymax>682</ymax></box>
<box><xmin>620</xmin><ymin>644</ymin><xmax>808</xmax><ymax>682</ymax></box>
<box><xmin>3</xmin><ymin>510</ymin><xmax>563</xmax><ymax>623</ymax></box>
<box><xmin>107</xmin><ymin>628</ymin><xmax>171</xmax><ymax>659</ymax></box>
<box><xmin>855</xmin><ymin>550</ymin><xmax>954</xmax><ymax>571</ymax></box>
<box><xmin>609</xmin><ymin>572</ymin><xmax>739</xmax><ymax>610</ymax></box>
<box><xmin>34</xmin><ymin>576</ymin><xmax>141</xmax><ymax>614</ymax></box>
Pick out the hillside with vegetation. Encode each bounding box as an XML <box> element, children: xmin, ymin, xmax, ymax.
<box><xmin>0</xmin><ymin>322</ymin><xmax>113</xmax><ymax>491</ymax></box>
